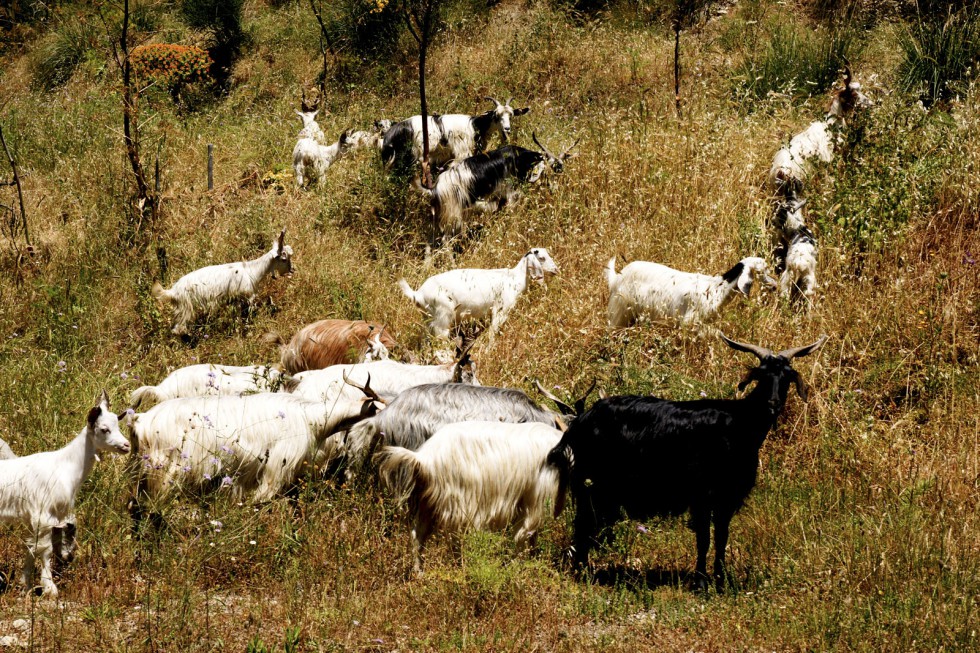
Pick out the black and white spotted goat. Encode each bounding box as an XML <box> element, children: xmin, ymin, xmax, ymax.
<box><xmin>547</xmin><ymin>333</ymin><xmax>828</xmax><ymax>591</ymax></box>
<box><xmin>417</xmin><ymin>133</ymin><xmax>577</xmax><ymax>240</ymax></box>
<box><xmin>380</xmin><ymin>97</ymin><xmax>529</xmax><ymax>170</ymax></box>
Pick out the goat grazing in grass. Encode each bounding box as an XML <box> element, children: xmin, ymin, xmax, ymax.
<box><xmin>266</xmin><ymin>319</ymin><xmax>398</xmax><ymax>375</ymax></box>
<box><xmin>381</xmin><ymin>97</ymin><xmax>529</xmax><ymax>170</ymax></box>
<box><xmin>152</xmin><ymin>230</ymin><xmax>293</xmax><ymax>336</ymax></box>
<box><xmin>349</xmin><ymin>119</ymin><xmax>393</xmax><ymax>152</ymax></box>
<box><xmin>399</xmin><ymin>248</ymin><xmax>559</xmax><ymax>341</ymax></box>
<box><xmin>769</xmin><ymin>66</ymin><xmax>872</xmax><ymax>195</ymax></box>
<box><xmin>606</xmin><ymin>256</ymin><xmax>775</xmax><ymax>328</ymax></box>
<box><xmin>547</xmin><ymin>333</ymin><xmax>828</xmax><ymax>590</ymax></box>
<box><xmin>0</xmin><ymin>391</ymin><xmax>130</xmax><ymax>597</ymax></box>
<box><xmin>417</xmin><ymin>134</ymin><xmax>577</xmax><ymax>240</ymax></box>
<box><xmin>129</xmin><ymin>390</ymin><xmax>382</xmax><ymax>505</ymax></box>
<box><xmin>377</xmin><ymin>421</ymin><xmax>563</xmax><ymax>576</ymax></box>
<box><xmin>293</xmin><ymin>129</ymin><xmax>355</xmax><ymax>188</ymax></box>
<box><xmin>129</xmin><ymin>363</ymin><xmax>285</xmax><ymax>409</ymax></box>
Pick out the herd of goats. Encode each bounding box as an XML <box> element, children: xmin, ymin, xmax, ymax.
<box><xmin>0</xmin><ymin>69</ymin><xmax>872</xmax><ymax>597</ymax></box>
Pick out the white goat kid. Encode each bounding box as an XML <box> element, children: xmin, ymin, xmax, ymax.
<box><xmin>0</xmin><ymin>391</ymin><xmax>130</xmax><ymax>597</ymax></box>
<box><xmin>769</xmin><ymin>67</ymin><xmax>873</xmax><ymax>194</ymax></box>
<box><xmin>295</xmin><ymin>109</ymin><xmax>325</xmax><ymax>142</ymax></box>
<box><xmin>130</xmin><ymin>363</ymin><xmax>285</xmax><ymax>409</ymax></box>
<box><xmin>376</xmin><ymin>421</ymin><xmax>562</xmax><ymax>576</ymax></box>
<box><xmin>152</xmin><ymin>230</ymin><xmax>293</xmax><ymax>336</ymax></box>
<box><xmin>399</xmin><ymin>248</ymin><xmax>559</xmax><ymax>341</ymax></box>
<box><xmin>606</xmin><ymin>256</ymin><xmax>774</xmax><ymax>328</ymax></box>
<box><xmin>130</xmin><ymin>392</ymin><xmax>380</xmax><ymax>504</ymax></box>
<box><xmin>294</xmin><ymin>129</ymin><xmax>355</xmax><ymax>188</ymax></box>
<box><xmin>779</xmin><ymin>225</ymin><xmax>818</xmax><ymax>303</ymax></box>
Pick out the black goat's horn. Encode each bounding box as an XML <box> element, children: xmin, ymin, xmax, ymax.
<box><xmin>719</xmin><ymin>333</ymin><xmax>772</xmax><ymax>360</ymax></box>
<box><xmin>777</xmin><ymin>334</ymin><xmax>829</xmax><ymax>360</ymax></box>
<box><xmin>533</xmin><ymin>380</ymin><xmax>574</xmax><ymax>416</ymax></box>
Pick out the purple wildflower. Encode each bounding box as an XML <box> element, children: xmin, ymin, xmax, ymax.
<box><xmin>221</xmin><ymin>476</ymin><xmax>233</xmax><ymax>487</ymax></box>
<box><xmin>637</xmin><ymin>524</ymin><xmax>649</xmax><ymax>534</ymax></box>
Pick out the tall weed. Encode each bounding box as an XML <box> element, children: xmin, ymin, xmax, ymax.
<box><xmin>29</xmin><ymin>17</ymin><xmax>101</xmax><ymax>91</ymax></box>
<box><xmin>898</xmin><ymin>3</ymin><xmax>980</xmax><ymax>107</ymax></box>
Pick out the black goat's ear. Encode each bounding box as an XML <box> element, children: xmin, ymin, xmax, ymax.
<box><xmin>793</xmin><ymin>374</ymin><xmax>810</xmax><ymax>402</ymax></box>
<box><xmin>737</xmin><ymin>368</ymin><xmax>757</xmax><ymax>392</ymax></box>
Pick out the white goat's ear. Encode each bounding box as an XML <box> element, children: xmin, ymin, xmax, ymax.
<box><xmin>99</xmin><ymin>388</ymin><xmax>110</xmax><ymax>408</ymax></box>
<box><xmin>736</xmin><ymin>272</ymin><xmax>755</xmax><ymax>296</ymax></box>
<box><xmin>527</xmin><ymin>252</ymin><xmax>544</xmax><ymax>280</ymax></box>
<box><xmin>295</xmin><ymin>110</ymin><xmax>304</xmax><ymax>119</ymax></box>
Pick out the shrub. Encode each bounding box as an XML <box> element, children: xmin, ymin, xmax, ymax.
<box><xmin>30</xmin><ymin>17</ymin><xmax>100</xmax><ymax>91</ymax></box>
<box><xmin>898</xmin><ymin>3</ymin><xmax>980</xmax><ymax>107</ymax></box>
<box><xmin>130</xmin><ymin>44</ymin><xmax>212</xmax><ymax>92</ymax></box>
<box><xmin>181</xmin><ymin>0</ymin><xmax>246</xmax><ymax>88</ymax></box>
<box><xmin>731</xmin><ymin>19</ymin><xmax>859</xmax><ymax>104</ymax></box>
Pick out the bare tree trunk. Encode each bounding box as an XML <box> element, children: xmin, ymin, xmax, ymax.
<box><xmin>0</xmin><ymin>123</ymin><xmax>29</xmax><ymax>247</ymax></box>
<box><xmin>119</xmin><ymin>0</ymin><xmax>152</xmax><ymax>225</ymax></box>
<box><xmin>418</xmin><ymin>1</ymin><xmax>434</xmax><ymax>190</ymax></box>
<box><xmin>307</xmin><ymin>0</ymin><xmax>339</xmax><ymax>100</ymax></box>
<box><xmin>673</xmin><ymin>17</ymin><xmax>682</xmax><ymax>118</ymax></box>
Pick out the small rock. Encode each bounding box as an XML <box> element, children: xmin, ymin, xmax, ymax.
<box><xmin>11</xmin><ymin>620</ymin><xmax>28</xmax><ymax>632</ymax></box>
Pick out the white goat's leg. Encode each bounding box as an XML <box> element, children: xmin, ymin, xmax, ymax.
<box><xmin>23</xmin><ymin>526</ymin><xmax>57</xmax><ymax>596</ymax></box>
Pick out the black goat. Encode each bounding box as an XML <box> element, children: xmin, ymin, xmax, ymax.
<box><xmin>547</xmin><ymin>333</ymin><xmax>828</xmax><ymax>590</ymax></box>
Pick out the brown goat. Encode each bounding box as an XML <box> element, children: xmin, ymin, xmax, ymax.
<box><xmin>267</xmin><ymin>320</ymin><xmax>398</xmax><ymax>374</ymax></box>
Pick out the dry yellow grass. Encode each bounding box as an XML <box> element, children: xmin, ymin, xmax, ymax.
<box><xmin>0</xmin><ymin>0</ymin><xmax>978</xmax><ymax>650</ymax></box>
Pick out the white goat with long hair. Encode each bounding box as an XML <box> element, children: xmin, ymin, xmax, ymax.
<box><xmin>151</xmin><ymin>229</ymin><xmax>293</xmax><ymax>336</ymax></box>
<box><xmin>768</xmin><ymin>66</ymin><xmax>873</xmax><ymax>194</ymax></box>
<box><xmin>606</xmin><ymin>256</ymin><xmax>775</xmax><ymax>328</ymax></box>
<box><xmin>129</xmin><ymin>391</ymin><xmax>381</xmax><ymax>504</ymax></box>
<box><xmin>293</xmin><ymin>129</ymin><xmax>355</xmax><ymax>188</ymax></box>
<box><xmin>129</xmin><ymin>363</ymin><xmax>285</xmax><ymax>410</ymax></box>
<box><xmin>399</xmin><ymin>248</ymin><xmax>559</xmax><ymax>341</ymax></box>
<box><xmin>376</xmin><ymin>421</ymin><xmax>563</xmax><ymax>575</ymax></box>
<box><xmin>288</xmin><ymin>346</ymin><xmax>480</xmax><ymax>404</ymax></box>
<box><xmin>0</xmin><ymin>391</ymin><xmax>130</xmax><ymax>596</ymax></box>
<box><xmin>295</xmin><ymin>109</ymin><xmax>325</xmax><ymax>142</ymax></box>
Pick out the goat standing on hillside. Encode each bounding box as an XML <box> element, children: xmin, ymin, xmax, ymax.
<box><xmin>0</xmin><ymin>391</ymin><xmax>130</xmax><ymax>596</ymax></box>
<box><xmin>768</xmin><ymin>66</ymin><xmax>872</xmax><ymax>195</ymax></box>
<box><xmin>399</xmin><ymin>248</ymin><xmax>559</xmax><ymax>341</ymax></box>
<box><xmin>267</xmin><ymin>319</ymin><xmax>398</xmax><ymax>374</ymax></box>
<box><xmin>152</xmin><ymin>230</ymin><xmax>293</xmax><ymax>336</ymax></box>
<box><xmin>606</xmin><ymin>256</ymin><xmax>775</xmax><ymax>328</ymax></box>
<box><xmin>547</xmin><ymin>334</ymin><xmax>827</xmax><ymax>590</ymax></box>
<box><xmin>377</xmin><ymin>421</ymin><xmax>563</xmax><ymax>576</ymax></box>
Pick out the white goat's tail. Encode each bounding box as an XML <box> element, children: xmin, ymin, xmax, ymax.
<box><xmin>375</xmin><ymin>446</ymin><xmax>423</xmax><ymax>506</ymax></box>
<box><xmin>151</xmin><ymin>281</ymin><xmax>172</xmax><ymax>304</ymax></box>
<box><xmin>398</xmin><ymin>279</ymin><xmax>423</xmax><ymax>308</ymax></box>
<box><xmin>129</xmin><ymin>386</ymin><xmax>160</xmax><ymax>410</ymax></box>
<box><xmin>605</xmin><ymin>257</ymin><xmax>619</xmax><ymax>291</ymax></box>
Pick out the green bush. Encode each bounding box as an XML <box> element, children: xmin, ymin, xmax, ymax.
<box><xmin>731</xmin><ymin>20</ymin><xmax>859</xmax><ymax>104</ymax></box>
<box><xmin>181</xmin><ymin>0</ymin><xmax>246</xmax><ymax>88</ymax></box>
<box><xmin>898</xmin><ymin>3</ymin><xmax>980</xmax><ymax>107</ymax></box>
<box><xmin>30</xmin><ymin>17</ymin><xmax>100</xmax><ymax>91</ymax></box>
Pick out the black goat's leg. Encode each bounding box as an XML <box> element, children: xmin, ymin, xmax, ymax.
<box><xmin>713</xmin><ymin>510</ymin><xmax>734</xmax><ymax>592</ymax></box>
<box><xmin>690</xmin><ymin>507</ymin><xmax>711</xmax><ymax>591</ymax></box>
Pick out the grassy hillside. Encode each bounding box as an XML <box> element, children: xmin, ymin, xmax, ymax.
<box><xmin>0</xmin><ymin>0</ymin><xmax>978</xmax><ymax>650</ymax></box>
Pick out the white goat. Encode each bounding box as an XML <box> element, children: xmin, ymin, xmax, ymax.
<box><xmin>129</xmin><ymin>363</ymin><xmax>285</xmax><ymax>410</ymax></box>
<box><xmin>0</xmin><ymin>391</ymin><xmax>130</xmax><ymax>596</ymax></box>
<box><xmin>779</xmin><ymin>225</ymin><xmax>818</xmax><ymax>303</ymax></box>
<box><xmin>288</xmin><ymin>354</ymin><xmax>480</xmax><ymax>405</ymax></box>
<box><xmin>151</xmin><ymin>230</ymin><xmax>293</xmax><ymax>336</ymax></box>
<box><xmin>769</xmin><ymin>67</ymin><xmax>873</xmax><ymax>194</ymax></box>
<box><xmin>293</xmin><ymin>129</ymin><xmax>355</xmax><ymax>188</ymax></box>
<box><xmin>129</xmin><ymin>392</ymin><xmax>380</xmax><ymax>504</ymax></box>
<box><xmin>399</xmin><ymin>248</ymin><xmax>559</xmax><ymax>341</ymax></box>
<box><xmin>349</xmin><ymin>119</ymin><xmax>392</xmax><ymax>152</ymax></box>
<box><xmin>295</xmin><ymin>109</ymin><xmax>325</xmax><ymax>142</ymax></box>
<box><xmin>376</xmin><ymin>421</ymin><xmax>562</xmax><ymax>575</ymax></box>
<box><xmin>606</xmin><ymin>256</ymin><xmax>775</xmax><ymax>328</ymax></box>
<box><xmin>0</xmin><ymin>438</ymin><xmax>79</xmax><ymax>569</ymax></box>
